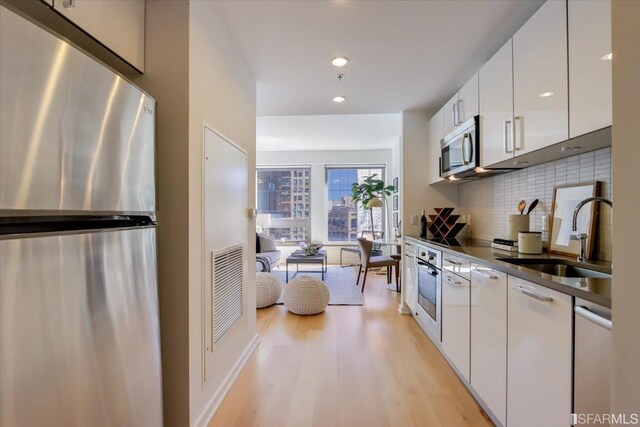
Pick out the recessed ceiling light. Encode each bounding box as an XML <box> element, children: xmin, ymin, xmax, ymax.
<box><xmin>332</xmin><ymin>57</ymin><xmax>349</xmax><ymax>67</ymax></box>
<box><xmin>448</xmin><ymin>175</ymin><xmax>459</xmax><ymax>181</ymax></box>
<box><xmin>474</xmin><ymin>167</ymin><xmax>489</xmax><ymax>173</ymax></box>
<box><xmin>539</xmin><ymin>92</ymin><xmax>554</xmax><ymax>98</ymax></box>
<box><xmin>601</xmin><ymin>53</ymin><xmax>613</xmax><ymax>61</ymax></box>
<box><xmin>333</xmin><ymin>96</ymin><xmax>346</xmax><ymax>103</ymax></box>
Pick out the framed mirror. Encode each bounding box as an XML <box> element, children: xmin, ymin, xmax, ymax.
<box><xmin>548</xmin><ymin>181</ymin><xmax>600</xmax><ymax>258</ymax></box>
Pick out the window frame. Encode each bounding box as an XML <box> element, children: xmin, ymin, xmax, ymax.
<box><xmin>256</xmin><ymin>165</ymin><xmax>312</xmax><ymax>244</ymax></box>
<box><xmin>324</xmin><ymin>164</ymin><xmax>387</xmax><ymax>244</ymax></box>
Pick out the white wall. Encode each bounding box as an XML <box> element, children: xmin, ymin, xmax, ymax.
<box><xmin>611</xmin><ymin>0</ymin><xmax>640</xmax><ymax>416</ymax></box>
<box><xmin>137</xmin><ymin>2</ymin><xmax>257</xmax><ymax>426</ymax></box>
<box><xmin>188</xmin><ymin>2</ymin><xmax>257</xmax><ymax>426</ymax></box>
<box><xmin>257</xmin><ymin>149</ymin><xmax>395</xmax><ymax>263</ymax></box>
<box><xmin>400</xmin><ymin>110</ymin><xmax>458</xmax><ymax>237</ymax></box>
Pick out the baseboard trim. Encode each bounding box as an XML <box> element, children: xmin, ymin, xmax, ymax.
<box><xmin>398</xmin><ymin>303</ymin><xmax>412</xmax><ymax>315</ymax></box>
<box><xmin>194</xmin><ymin>333</ymin><xmax>260</xmax><ymax>427</ymax></box>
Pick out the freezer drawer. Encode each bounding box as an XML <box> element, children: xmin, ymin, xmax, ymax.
<box><xmin>0</xmin><ymin>227</ymin><xmax>162</xmax><ymax>426</ymax></box>
<box><xmin>0</xmin><ymin>7</ymin><xmax>156</xmax><ymax>214</ymax></box>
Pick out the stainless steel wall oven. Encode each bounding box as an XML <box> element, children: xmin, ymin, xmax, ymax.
<box><xmin>416</xmin><ymin>245</ymin><xmax>442</xmax><ymax>341</ymax></box>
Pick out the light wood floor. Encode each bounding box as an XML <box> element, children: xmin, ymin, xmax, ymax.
<box><xmin>209</xmin><ymin>267</ymin><xmax>492</xmax><ymax>427</ymax></box>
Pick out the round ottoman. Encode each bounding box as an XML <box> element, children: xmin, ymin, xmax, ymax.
<box><xmin>283</xmin><ymin>276</ymin><xmax>330</xmax><ymax>315</ymax></box>
<box><xmin>256</xmin><ymin>272</ymin><xmax>282</xmax><ymax>308</ymax></box>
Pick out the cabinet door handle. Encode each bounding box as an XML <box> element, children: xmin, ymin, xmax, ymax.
<box><xmin>474</xmin><ymin>269</ymin><xmax>498</xmax><ymax>280</ymax></box>
<box><xmin>456</xmin><ymin>100</ymin><xmax>463</xmax><ymax>125</ymax></box>
<box><xmin>503</xmin><ymin>120</ymin><xmax>512</xmax><ymax>154</ymax></box>
<box><xmin>512</xmin><ymin>284</ymin><xmax>552</xmax><ymax>302</ymax></box>
<box><xmin>452</xmin><ymin>102</ymin><xmax>458</xmax><ymax>127</ymax></box>
<box><xmin>445</xmin><ymin>275</ymin><xmax>464</xmax><ymax>286</ymax></box>
<box><xmin>513</xmin><ymin>116</ymin><xmax>521</xmax><ymax>151</ymax></box>
<box><xmin>575</xmin><ymin>306</ymin><xmax>612</xmax><ymax>330</ymax></box>
<box><xmin>445</xmin><ymin>258</ymin><xmax>460</xmax><ymax>265</ymax></box>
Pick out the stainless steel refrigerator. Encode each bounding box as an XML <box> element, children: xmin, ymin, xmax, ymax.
<box><xmin>0</xmin><ymin>6</ymin><xmax>163</xmax><ymax>426</ymax></box>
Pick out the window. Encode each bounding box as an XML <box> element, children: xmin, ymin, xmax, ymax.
<box><xmin>326</xmin><ymin>166</ymin><xmax>385</xmax><ymax>242</ymax></box>
<box><xmin>257</xmin><ymin>167</ymin><xmax>311</xmax><ymax>242</ymax></box>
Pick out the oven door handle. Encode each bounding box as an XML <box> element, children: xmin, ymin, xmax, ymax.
<box><xmin>417</xmin><ymin>261</ymin><xmax>438</xmax><ymax>276</ymax></box>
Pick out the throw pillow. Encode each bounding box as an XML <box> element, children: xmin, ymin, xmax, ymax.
<box><xmin>256</xmin><ymin>233</ymin><xmax>261</xmax><ymax>253</ymax></box>
<box><xmin>258</xmin><ymin>233</ymin><xmax>277</xmax><ymax>252</ymax></box>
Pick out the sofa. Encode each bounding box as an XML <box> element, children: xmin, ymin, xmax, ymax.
<box><xmin>256</xmin><ymin>233</ymin><xmax>281</xmax><ymax>272</ymax></box>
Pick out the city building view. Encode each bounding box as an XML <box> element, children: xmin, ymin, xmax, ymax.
<box><xmin>256</xmin><ymin>168</ymin><xmax>311</xmax><ymax>241</ymax></box>
<box><xmin>327</xmin><ymin>167</ymin><xmax>384</xmax><ymax>242</ymax></box>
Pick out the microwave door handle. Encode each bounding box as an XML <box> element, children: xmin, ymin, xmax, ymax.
<box><xmin>461</xmin><ymin>134</ymin><xmax>472</xmax><ymax>165</ymax></box>
<box><xmin>465</xmin><ymin>133</ymin><xmax>473</xmax><ymax>164</ymax></box>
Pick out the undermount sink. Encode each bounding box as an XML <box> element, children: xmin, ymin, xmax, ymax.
<box><xmin>497</xmin><ymin>258</ymin><xmax>612</xmax><ymax>279</ymax></box>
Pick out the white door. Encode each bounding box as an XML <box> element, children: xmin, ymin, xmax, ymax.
<box><xmin>513</xmin><ymin>0</ymin><xmax>568</xmax><ymax>154</ymax></box>
<box><xmin>480</xmin><ymin>40</ymin><xmax>514</xmax><ymax>167</ymax></box>
<box><xmin>441</xmin><ymin>271</ymin><xmax>470</xmax><ymax>382</ymax></box>
<box><xmin>507</xmin><ymin>276</ymin><xmax>572</xmax><ymax>427</ymax></box>
<box><xmin>470</xmin><ymin>264</ymin><xmax>507</xmax><ymax>426</ymax></box>
<box><xmin>458</xmin><ymin>73</ymin><xmax>479</xmax><ymax>124</ymax></box>
<box><xmin>429</xmin><ymin>108</ymin><xmax>444</xmax><ymax>184</ymax></box>
<box><xmin>203</xmin><ymin>126</ymin><xmax>249</xmax><ymax>381</ymax></box>
<box><xmin>443</xmin><ymin>93</ymin><xmax>460</xmax><ymax>137</ymax></box>
<box><xmin>53</xmin><ymin>0</ymin><xmax>145</xmax><ymax>70</ymax></box>
<box><xmin>568</xmin><ymin>0</ymin><xmax>612</xmax><ymax>138</ymax></box>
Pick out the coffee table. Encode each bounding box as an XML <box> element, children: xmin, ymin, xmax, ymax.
<box><xmin>285</xmin><ymin>249</ymin><xmax>327</xmax><ymax>282</ymax></box>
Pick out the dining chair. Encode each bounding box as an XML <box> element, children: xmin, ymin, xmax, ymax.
<box><xmin>390</xmin><ymin>244</ymin><xmax>402</xmax><ymax>290</ymax></box>
<box><xmin>339</xmin><ymin>231</ymin><xmax>384</xmax><ymax>267</ymax></box>
<box><xmin>356</xmin><ymin>238</ymin><xmax>399</xmax><ymax>293</ymax></box>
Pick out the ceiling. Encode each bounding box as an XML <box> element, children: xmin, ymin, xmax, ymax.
<box><xmin>257</xmin><ymin>114</ymin><xmax>401</xmax><ymax>151</ymax></box>
<box><xmin>211</xmin><ymin>0</ymin><xmax>544</xmax><ymax>116</ymax></box>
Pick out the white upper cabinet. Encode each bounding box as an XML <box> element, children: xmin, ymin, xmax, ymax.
<box><xmin>508</xmin><ymin>276</ymin><xmax>572</xmax><ymax>427</ymax></box>
<box><xmin>568</xmin><ymin>0</ymin><xmax>612</xmax><ymax>138</ymax></box>
<box><xmin>479</xmin><ymin>40</ymin><xmax>514</xmax><ymax>167</ymax></box>
<box><xmin>513</xmin><ymin>0</ymin><xmax>568</xmax><ymax>155</ymax></box>
<box><xmin>53</xmin><ymin>0</ymin><xmax>145</xmax><ymax>71</ymax></box>
<box><xmin>443</xmin><ymin>73</ymin><xmax>479</xmax><ymax>138</ymax></box>
<box><xmin>458</xmin><ymin>73</ymin><xmax>478</xmax><ymax>124</ymax></box>
<box><xmin>429</xmin><ymin>108</ymin><xmax>444</xmax><ymax>184</ymax></box>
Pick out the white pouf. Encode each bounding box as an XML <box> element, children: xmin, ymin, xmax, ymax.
<box><xmin>256</xmin><ymin>272</ymin><xmax>282</xmax><ymax>308</ymax></box>
<box><xmin>283</xmin><ymin>276</ymin><xmax>330</xmax><ymax>315</ymax></box>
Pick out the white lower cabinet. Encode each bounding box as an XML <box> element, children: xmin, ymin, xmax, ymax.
<box><xmin>441</xmin><ymin>270</ymin><xmax>470</xmax><ymax>381</ymax></box>
<box><xmin>507</xmin><ymin>276</ymin><xmax>572</xmax><ymax>427</ymax></box>
<box><xmin>403</xmin><ymin>247</ymin><xmax>417</xmax><ymax>313</ymax></box>
<box><xmin>470</xmin><ymin>264</ymin><xmax>507</xmax><ymax>426</ymax></box>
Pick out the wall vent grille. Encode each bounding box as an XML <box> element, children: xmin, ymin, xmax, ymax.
<box><xmin>212</xmin><ymin>245</ymin><xmax>244</xmax><ymax>343</ymax></box>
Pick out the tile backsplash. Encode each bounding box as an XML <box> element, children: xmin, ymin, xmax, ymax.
<box><xmin>458</xmin><ymin>147</ymin><xmax>612</xmax><ymax>261</ymax></box>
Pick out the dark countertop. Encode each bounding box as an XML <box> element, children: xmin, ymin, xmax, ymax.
<box><xmin>405</xmin><ymin>235</ymin><xmax>612</xmax><ymax>308</ymax></box>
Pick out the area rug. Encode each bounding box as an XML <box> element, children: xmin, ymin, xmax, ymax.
<box><xmin>273</xmin><ymin>266</ymin><xmax>364</xmax><ymax>306</ymax></box>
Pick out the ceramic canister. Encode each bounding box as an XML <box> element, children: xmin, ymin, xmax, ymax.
<box><xmin>518</xmin><ymin>231</ymin><xmax>543</xmax><ymax>254</ymax></box>
<box><xmin>508</xmin><ymin>214</ymin><xmax>530</xmax><ymax>241</ymax></box>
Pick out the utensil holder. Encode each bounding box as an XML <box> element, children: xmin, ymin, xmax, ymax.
<box><xmin>508</xmin><ymin>215</ymin><xmax>530</xmax><ymax>241</ymax></box>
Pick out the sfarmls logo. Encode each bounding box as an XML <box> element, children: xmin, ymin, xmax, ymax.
<box><xmin>572</xmin><ymin>413</ymin><xmax>639</xmax><ymax>425</ymax></box>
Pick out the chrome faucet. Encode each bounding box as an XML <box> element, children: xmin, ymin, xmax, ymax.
<box><xmin>571</xmin><ymin>197</ymin><xmax>613</xmax><ymax>262</ymax></box>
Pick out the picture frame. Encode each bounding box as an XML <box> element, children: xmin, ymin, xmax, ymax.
<box><xmin>393</xmin><ymin>195</ymin><xmax>398</xmax><ymax>211</ymax></box>
<box><xmin>548</xmin><ymin>181</ymin><xmax>600</xmax><ymax>258</ymax></box>
<box><xmin>393</xmin><ymin>177</ymin><xmax>398</xmax><ymax>193</ymax></box>
<box><xmin>393</xmin><ymin>212</ymin><xmax>399</xmax><ymax>228</ymax></box>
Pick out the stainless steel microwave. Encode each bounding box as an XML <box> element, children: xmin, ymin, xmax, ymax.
<box><xmin>440</xmin><ymin>115</ymin><xmax>480</xmax><ymax>179</ymax></box>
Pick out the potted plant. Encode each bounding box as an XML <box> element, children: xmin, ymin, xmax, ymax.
<box><xmin>351</xmin><ymin>174</ymin><xmax>395</xmax><ymax>237</ymax></box>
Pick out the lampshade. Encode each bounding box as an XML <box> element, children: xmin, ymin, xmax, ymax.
<box><xmin>256</xmin><ymin>213</ymin><xmax>272</xmax><ymax>228</ymax></box>
<box><xmin>366</xmin><ymin>198</ymin><xmax>383</xmax><ymax>208</ymax></box>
